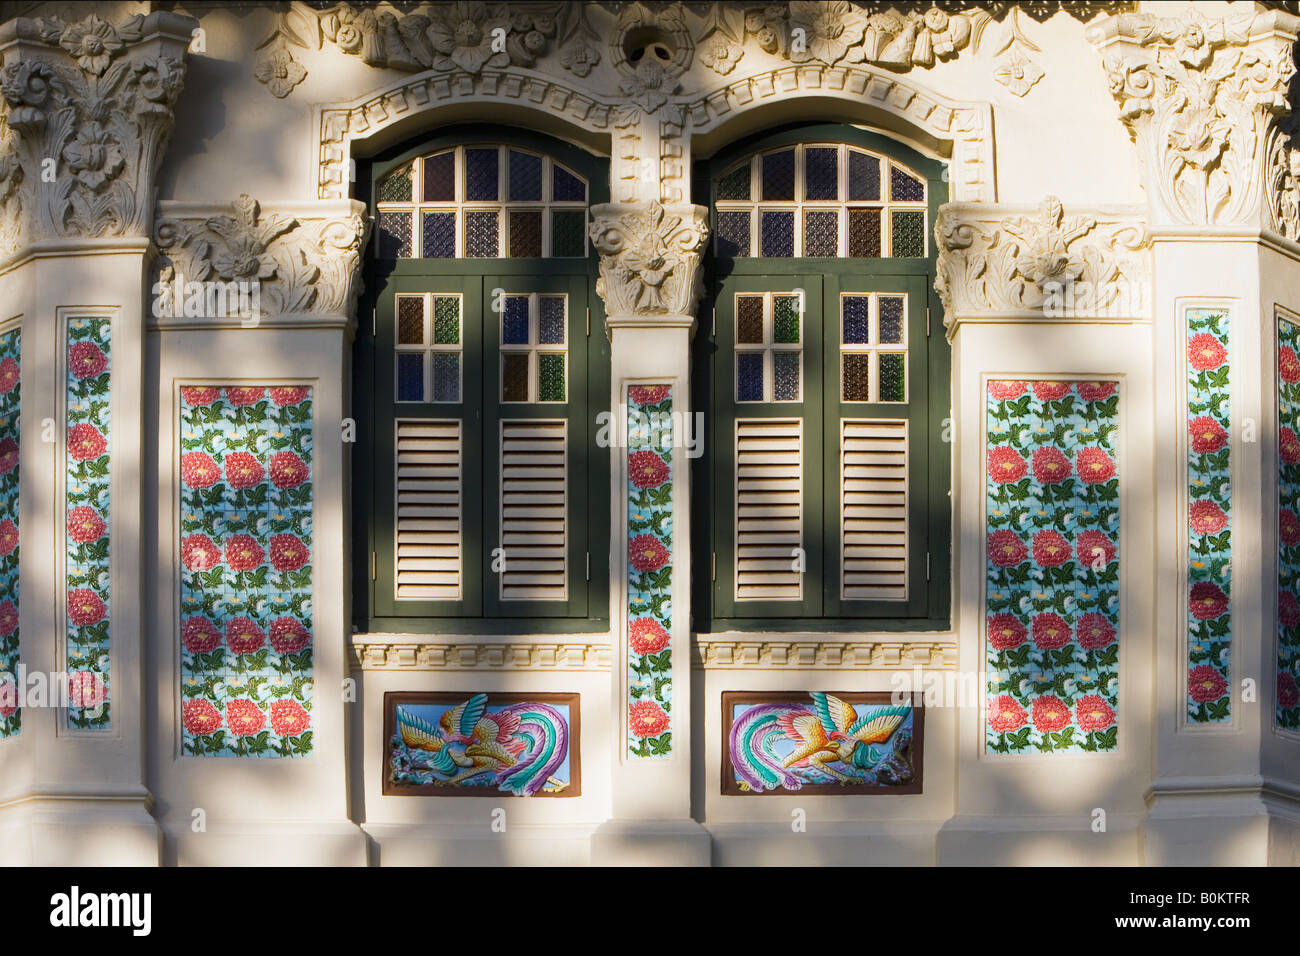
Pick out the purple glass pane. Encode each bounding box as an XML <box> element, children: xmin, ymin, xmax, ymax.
<box><xmin>842</xmin><ymin>296</ymin><xmax>869</xmax><ymax>344</ymax></box>
<box><xmin>804</xmin><ymin>147</ymin><xmax>838</xmax><ymax>201</ymax></box>
<box><xmin>422</xmin><ymin>151</ymin><xmax>454</xmax><ymax>202</ymax></box>
<box><xmin>466</xmin><ymin>147</ymin><xmax>499</xmax><ymax>201</ymax></box>
<box><xmin>760</xmin><ymin>211</ymin><xmax>795</xmax><ymax>258</ymax></box>
<box><xmin>422</xmin><ymin>212</ymin><xmax>455</xmax><ymax>258</ymax></box>
<box><xmin>762</xmin><ymin>149</ymin><xmax>795</xmax><ymax>201</ymax></box>
<box><xmin>848</xmin><ymin>150</ymin><xmax>881</xmax><ymax>202</ymax></box>
<box><xmin>508</xmin><ymin>150</ymin><xmax>542</xmax><ymax>202</ymax></box>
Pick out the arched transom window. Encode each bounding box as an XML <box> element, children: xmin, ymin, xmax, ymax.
<box><xmin>712</xmin><ymin>143</ymin><xmax>927</xmax><ymax>259</ymax></box>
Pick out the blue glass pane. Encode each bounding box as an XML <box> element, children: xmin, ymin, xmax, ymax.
<box><xmin>737</xmin><ymin>352</ymin><xmax>763</xmax><ymax>402</ymax></box>
<box><xmin>552</xmin><ymin>165</ymin><xmax>586</xmax><ymax>202</ymax></box>
<box><xmin>432</xmin><ymin>353</ymin><xmax>460</xmax><ymax>402</ymax></box>
<box><xmin>715</xmin><ymin>211</ymin><xmax>750</xmax><ymax>258</ymax></box>
<box><xmin>760</xmin><ymin>211</ymin><xmax>794</xmax><ymax>257</ymax></box>
<box><xmin>804</xmin><ymin>147</ymin><xmax>838</xmax><ymax>200</ymax></box>
<box><xmin>508</xmin><ymin>150</ymin><xmax>542</xmax><ymax>201</ymax></box>
<box><xmin>538</xmin><ymin>296</ymin><xmax>565</xmax><ymax>344</ymax></box>
<box><xmin>762</xmin><ymin>149</ymin><xmax>794</xmax><ymax>201</ymax></box>
<box><xmin>503</xmin><ymin>297</ymin><xmax>529</xmax><ymax>344</ymax></box>
<box><xmin>466</xmin><ymin>147</ymin><xmax>499</xmax><ymax>201</ymax></box>
<box><xmin>397</xmin><ymin>353</ymin><xmax>423</xmax><ymax>401</ymax></box>
<box><xmin>377</xmin><ymin>212</ymin><xmax>411</xmax><ymax>259</ymax></box>
<box><xmin>842</xmin><ymin>296</ymin><xmax>870</xmax><ymax>344</ymax></box>
<box><xmin>422</xmin><ymin>212</ymin><xmax>455</xmax><ymax>258</ymax></box>
<box><xmin>890</xmin><ymin>164</ymin><xmax>925</xmax><ymax>202</ymax></box>
<box><xmin>848</xmin><ymin>150</ymin><xmax>881</xmax><ymax>202</ymax></box>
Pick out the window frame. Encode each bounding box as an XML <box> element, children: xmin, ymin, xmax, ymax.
<box><xmin>354</xmin><ymin>126</ymin><xmax>611</xmax><ymax>635</ymax></box>
<box><xmin>693</xmin><ymin>123</ymin><xmax>951</xmax><ymax>632</ymax></box>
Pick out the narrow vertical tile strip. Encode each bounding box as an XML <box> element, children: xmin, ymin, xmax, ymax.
<box><xmin>179</xmin><ymin>386</ymin><xmax>314</xmax><ymax>757</ymax></box>
<box><xmin>1186</xmin><ymin>308</ymin><xmax>1232</xmax><ymax>723</ymax></box>
<box><xmin>1276</xmin><ymin>317</ymin><xmax>1300</xmax><ymax>730</ymax></box>
<box><xmin>985</xmin><ymin>380</ymin><xmax>1120</xmax><ymax>754</ymax></box>
<box><xmin>0</xmin><ymin>326</ymin><xmax>19</xmax><ymax>737</ymax></box>
<box><xmin>65</xmin><ymin>317</ymin><xmax>111</xmax><ymax>729</ymax></box>
<box><xmin>626</xmin><ymin>385</ymin><xmax>673</xmax><ymax>758</ymax></box>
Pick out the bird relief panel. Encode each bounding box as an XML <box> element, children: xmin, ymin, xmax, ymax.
<box><xmin>384</xmin><ymin>692</ymin><xmax>580</xmax><ymax>797</ymax></box>
<box><xmin>723</xmin><ymin>692</ymin><xmax>923</xmax><ymax>795</ymax></box>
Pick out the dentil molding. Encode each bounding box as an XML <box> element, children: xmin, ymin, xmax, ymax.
<box><xmin>151</xmin><ymin>195</ymin><xmax>370</xmax><ymax>326</ymax></box>
<box><xmin>694</xmin><ymin>638</ymin><xmax>957</xmax><ymax>669</ymax></box>
<box><xmin>1089</xmin><ymin>7</ymin><xmax>1300</xmax><ymax>230</ymax></box>
<box><xmin>588</xmin><ymin>200</ymin><xmax>709</xmax><ymax>320</ymax></box>
<box><xmin>350</xmin><ymin>638</ymin><xmax>612</xmax><ymax>671</ymax></box>
<box><xmin>0</xmin><ymin>11</ymin><xmax>196</xmax><ymax>255</ymax></box>
<box><xmin>935</xmin><ymin>196</ymin><xmax>1151</xmax><ymax>330</ymax></box>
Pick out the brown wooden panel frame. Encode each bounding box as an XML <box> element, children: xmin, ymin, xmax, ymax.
<box><xmin>383</xmin><ymin>691</ymin><xmax>581</xmax><ymax>797</ymax></box>
<box><xmin>720</xmin><ymin>690</ymin><xmax>923</xmax><ymax>795</ymax></box>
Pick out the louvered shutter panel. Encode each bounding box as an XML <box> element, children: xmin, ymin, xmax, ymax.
<box><xmin>840</xmin><ymin>419</ymin><xmax>908</xmax><ymax>600</ymax></box>
<box><xmin>394</xmin><ymin>419</ymin><xmax>462</xmax><ymax>600</ymax></box>
<box><xmin>499</xmin><ymin>419</ymin><xmax>567</xmax><ymax>601</ymax></box>
<box><xmin>734</xmin><ymin>418</ymin><xmax>802</xmax><ymax>601</ymax></box>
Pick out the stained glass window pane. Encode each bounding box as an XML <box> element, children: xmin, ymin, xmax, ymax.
<box><xmin>848</xmin><ymin>150</ymin><xmax>881</xmax><ymax>201</ymax></box>
<box><xmin>538</xmin><ymin>353</ymin><xmax>566</xmax><ymax>402</ymax></box>
<box><xmin>466</xmin><ymin>147</ymin><xmax>499</xmax><ymax>201</ymax></box>
<box><xmin>397</xmin><ymin>297</ymin><xmax>424</xmax><ymax>344</ymax></box>
<box><xmin>804</xmin><ymin>147</ymin><xmax>838</xmax><ymax>201</ymax></box>
<box><xmin>737</xmin><ymin>352</ymin><xmax>764</xmax><ymax>402</ymax></box>
<box><xmin>879</xmin><ymin>296</ymin><xmax>904</xmax><ymax>344</ymax></box>
<box><xmin>502</xmin><ymin>353</ymin><xmax>529</xmax><ymax>402</ymax></box>
<box><xmin>891</xmin><ymin>211</ymin><xmax>925</xmax><ymax>257</ymax></box>
<box><xmin>717</xmin><ymin>162</ymin><xmax>751</xmax><ymax>201</ymax></box>
<box><xmin>736</xmin><ymin>296</ymin><xmax>763</xmax><ymax>344</ymax></box>
<box><xmin>890</xmin><ymin>165</ymin><xmax>925</xmax><ymax>202</ymax></box>
<box><xmin>552</xmin><ymin>165</ymin><xmax>586</xmax><ymax>202</ymax></box>
<box><xmin>465</xmin><ymin>210</ymin><xmax>499</xmax><ymax>257</ymax></box>
<box><xmin>538</xmin><ymin>296</ymin><xmax>565</xmax><ymax>344</ymax></box>
<box><xmin>508</xmin><ymin>150</ymin><xmax>542</xmax><ymax>201</ymax></box>
<box><xmin>551</xmin><ymin>210</ymin><xmax>585</xmax><ymax>257</ymax></box>
<box><xmin>760</xmin><ymin>211</ymin><xmax>795</xmax><ymax>257</ymax></box>
<box><xmin>377</xmin><ymin>211</ymin><xmax>412</xmax><ymax>259</ymax></box>
<box><xmin>509</xmin><ymin>210</ymin><xmax>542</xmax><ymax>258</ymax></box>
<box><xmin>842</xmin><ymin>296</ymin><xmax>870</xmax><ymax>344</ymax></box>
<box><xmin>804</xmin><ymin>210</ymin><xmax>838</xmax><ymax>256</ymax></box>
<box><xmin>715</xmin><ymin>211</ymin><xmax>750</xmax><ymax>258</ymax></box>
<box><xmin>842</xmin><ymin>353</ymin><xmax>870</xmax><ymax>402</ymax></box>
<box><xmin>774</xmin><ymin>295</ymin><xmax>800</xmax><ymax>344</ymax></box>
<box><xmin>879</xmin><ymin>353</ymin><xmax>906</xmax><ymax>402</ymax></box>
<box><xmin>379</xmin><ymin>164</ymin><xmax>413</xmax><ymax>202</ymax></box>
<box><xmin>502</xmin><ymin>296</ymin><xmax>529</xmax><ymax>344</ymax></box>
<box><xmin>433</xmin><ymin>353</ymin><xmax>460</xmax><ymax>403</ymax></box>
<box><xmin>422</xmin><ymin>152</ymin><xmax>454</xmax><ymax>202</ymax></box>
<box><xmin>761</xmin><ymin>149</ymin><xmax>795</xmax><ymax>201</ymax></box>
<box><xmin>773</xmin><ymin>352</ymin><xmax>801</xmax><ymax>401</ymax></box>
<box><xmin>397</xmin><ymin>353</ymin><xmax>424</xmax><ymax>402</ymax></box>
<box><xmin>422</xmin><ymin>212</ymin><xmax>455</xmax><ymax>258</ymax></box>
<box><xmin>847</xmin><ymin>208</ymin><xmax>881</xmax><ymax>258</ymax></box>
<box><xmin>433</xmin><ymin>296</ymin><xmax>460</xmax><ymax>344</ymax></box>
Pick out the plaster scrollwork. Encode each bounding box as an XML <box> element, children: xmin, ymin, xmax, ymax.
<box><xmin>935</xmin><ymin>196</ymin><xmax>1151</xmax><ymax>328</ymax></box>
<box><xmin>1089</xmin><ymin>7</ymin><xmax>1300</xmax><ymax>229</ymax></box>
<box><xmin>152</xmin><ymin>195</ymin><xmax>370</xmax><ymax>323</ymax></box>
<box><xmin>0</xmin><ymin>11</ymin><xmax>195</xmax><ymax>252</ymax></box>
<box><xmin>588</xmin><ymin>201</ymin><xmax>708</xmax><ymax>318</ymax></box>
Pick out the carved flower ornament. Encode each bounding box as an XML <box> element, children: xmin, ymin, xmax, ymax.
<box><xmin>428</xmin><ymin>0</ymin><xmax>510</xmax><ymax>73</ymax></box>
<box><xmin>61</xmin><ymin>121</ymin><xmax>125</xmax><ymax>192</ymax></box>
<box><xmin>788</xmin><ymin>0</ymin><xmax>864</xmax><ymax>66</ymax></box>
<box><xmin>255</xmin><ymin>45</ymin><xmax>307</xmax><ymax>98</ymax></box>
<box><xmin>58</xmin><ymin>15</ymin><xmax>124</xmax><ymax>76</ymax></box>
<box><xmin>1009</xmin><ymin>197</ymin><xmax>1094</xmax><ymax>289</ymax></box>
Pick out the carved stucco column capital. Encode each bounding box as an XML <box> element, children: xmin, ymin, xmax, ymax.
<box><xmin>0</xmin><ymin>10</ymin><xmax>197</xmax><ymax>258</ymax></box>
<box><xmin>588</xmin><ymin>200</ymin><xmax>709</xmax><ymax>326</ymax></box>
<box><xmin>1088</xmin><ymin>6</ymin><xmax>1300</xmax><ymax>232</ymax></box>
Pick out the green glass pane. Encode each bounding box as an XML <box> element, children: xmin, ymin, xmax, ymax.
<box><xmin>716</xmin><ymin>162</ymin><xmax>750</xmax><ymax>201</ymax></box>
<box><xmin>378</xmin><ymin>164</ymin><xmax>412</xmax><ymax>202</ymax></box>
<box><xmin>891</xmin><ymin>211</ymin><xmax>925</xmax><ymax>258</ymax></box>
<box><xmin>774</xmin><ymin>295</ymin><xmax>800</xmax><ymax>344</ymax></box>
<box><xmin>433</xmin><ymin>296</ymin><xmax>459</xmax><ymax>344</ymax></box>
<box><xmin>879</xmin><ymin>353</ymin><xmax>906</xmax><ymax>402</ymax></box>
<box><xmin>538</xmin><ymin>353</ymin><xmax>566</xmax><ymax>402</ymax></box>
<box><xmin>551</xmin><ymin>210</ymin><xmax>585</xmax><ymax>257</ymax></box>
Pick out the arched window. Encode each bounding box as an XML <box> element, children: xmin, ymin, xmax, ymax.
<box><xmin>356</xmin><ymin>128</ymin><xmax>610</xmax><ymax>632</ymax></box>
<box><xmin>694</xmin><ymin>125</ymin><xmax>950</xmax><ymax>630</ymax></box>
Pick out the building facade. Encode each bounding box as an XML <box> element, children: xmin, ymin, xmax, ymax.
<box><xmin>0</xmin><ymin>0</ymin><xmax>1297</xmax><ymax>866</ymax></box>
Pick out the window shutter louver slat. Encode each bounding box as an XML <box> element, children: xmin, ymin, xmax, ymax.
<box><xmin>500</xmin><ymin>419</ymin><xmax>568</xmax><ymax>601</ymax></box>
<box><xmin>395</xmin><ymin>419</ymin><xmax>463</xmax><ymax>600</ymax></box>
<box><xmin>735</xmin><ymin>418</ymin><xmax>802</xmax><ymax>601</ymax></box>
<box><xmin>841</xmin><ymin>419</ymin><xmax>908</xmax><ymax>601</ymax></box>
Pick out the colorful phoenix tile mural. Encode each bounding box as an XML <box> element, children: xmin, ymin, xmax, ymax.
<box><xmin>724</xmin><ymin>692</ymin><xmax>922</xmax><ymax>794</ymax></box>
<box><xmin>179</xmin><ymin>386</ymin><xmax>314</xmax><ymax>757</ymax></box>
<box><xmin>384</xmin><ymin>692</ymin><xmax>579</xmax><ymax>796</ymax></box>
<box><xmin>1186</xmin><ymin>309</ymin><xmax>1232</xmax><ymax>724</ymax></box>
<box><xmin>1277</xmin><ymin>318</ymin><xmax>1300</xmax><ymax>730</ymax></box>
<box><xmin>985</xmin><ymin>379</ymin><xmax>1120</xmax><ymax>754</ymax></box>
<box><xmin>65</xmin><ymin>317</ymin><xmax>111</xmax><ymax>730</ymax></box>
<box><xmin>626</xmin><ymin>384</ymin><xmax>673</xmax><ymax>758</ymax></box>
<box><xmin>0</xmin><ymin>327</ymin><xmax>18</xmax><ymax>739</ymax></box>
